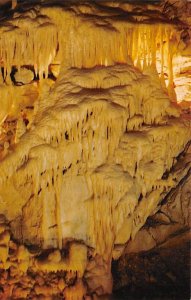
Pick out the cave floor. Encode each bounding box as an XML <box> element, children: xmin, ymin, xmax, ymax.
<box><xmin>111</xmin><ymin>232</ymin><xmax>190</xmax><ymax>300</ymax></box>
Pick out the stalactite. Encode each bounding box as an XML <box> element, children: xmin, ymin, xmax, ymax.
<box><xmin>0</xmin><ymin>3</ymin><xmax>190</xmax><ymax>298</ymax></box>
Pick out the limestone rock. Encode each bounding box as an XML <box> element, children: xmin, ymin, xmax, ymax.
<box><xmin>112</xmin><ymin>230</ymin><xmax>190</xmax><ymax>300</ymax></box>
<box><xmin>113</xmin><ymin>159</ymin><xmax>191</xmax><ymax>298</ymax></box>
<box><xmin>0</xmin><ymin>0</ymin><xmax>190</xmax><ymax>298</ymax></box>
<box><xmin>14</xmin><ymin>68</ymin><xmax>34</xmax><ymax>85</ymax></box>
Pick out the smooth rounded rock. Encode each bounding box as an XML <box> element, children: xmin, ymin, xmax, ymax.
<box><xmin>14</xmin><ymin>68</ymin><xmax>34</xmax><ymax>84</ymax></box>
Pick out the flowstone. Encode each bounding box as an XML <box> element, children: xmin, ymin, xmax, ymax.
<box><xmin>0</xmin><ymin>0</ymin><xmax>190</xmax><ymax>298</ymax></box>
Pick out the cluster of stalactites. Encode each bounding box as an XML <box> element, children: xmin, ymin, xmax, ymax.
<box><xmin>62</xmin><ymin>22</ymin><xmax>179</xmax><ymax>102</ymax></box>
<box><xmin>0</xmin><ymin>7</ymin><xmax>180</xmax><ymax>100</ymax></box>
<box><xmin>128</xmin><ymin>25</ymin><xmax>178</xmax><ymax>100</ymax></box>
<box><xmin>0</xmin><ymin>23</ymin><xmax>58</xmax><ymax>80</ymax></box>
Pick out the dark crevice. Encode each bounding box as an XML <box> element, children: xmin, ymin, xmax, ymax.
<box><xmin>160</xmin><ymin>167</ymin><xmax>191</xmax><ymax>206</ymax></box>
<box><xmin>65</xmin><ymin>131</ymin><xmax>69</xmax><ymax>140</ymax></box>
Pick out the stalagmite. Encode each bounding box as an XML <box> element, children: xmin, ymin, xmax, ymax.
<box><xmin>0</xmin><ymin>0</ymin><xmax>190</xmax><ymax>298</ymax></box>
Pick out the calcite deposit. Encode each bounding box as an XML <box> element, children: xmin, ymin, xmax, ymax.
<box><xmin>0</xmin><ymin>0</ymin><xmax>190</xmax><ymax>298</ymax></box>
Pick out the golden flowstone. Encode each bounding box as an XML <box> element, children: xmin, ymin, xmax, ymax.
<box><xmin>0</xmin><ymin>0</ymin><xmax>190</xmax><ymax>298</ymax></box>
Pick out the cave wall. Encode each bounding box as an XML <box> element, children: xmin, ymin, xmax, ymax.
<box><xmin>0</xmin><ymin>0</ymin><xmax>190</xmax><ymax>298</ymax></box>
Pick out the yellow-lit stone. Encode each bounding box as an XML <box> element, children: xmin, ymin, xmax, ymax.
<box><xmin>0</xmin><ymin>0</ymin><xmax>190</xmax><ymax>298</ymax></box>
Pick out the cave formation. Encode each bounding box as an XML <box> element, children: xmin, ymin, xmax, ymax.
<box><xmin>0</xmin><ymin>0</ymin><xmax>190</xmax><ymax>299</ymax></box>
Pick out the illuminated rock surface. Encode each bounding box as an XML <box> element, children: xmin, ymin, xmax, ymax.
<box><xmin>0</xmin><ymin>0</ymin><xmax>190</xmax><ymax>298</ymax></box>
